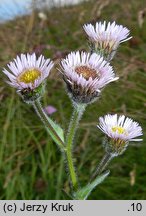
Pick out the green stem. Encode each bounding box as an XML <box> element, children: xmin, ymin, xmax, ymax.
<box><xmin>33</xmin><ymin>99</ymin><xmax>65</xmax><ymax>150</ymax></box>
<box><xmin>66</xmin><ymin>103</ymin><xmax>86</xmax><ymax>191</ymax></box>
<box><xmin>91</xmin><ymin>152</ymin><xmax>114</xmax><ymax>181</ymax></box>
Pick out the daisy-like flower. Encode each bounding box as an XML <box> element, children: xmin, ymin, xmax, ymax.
<box><xmin>3</xmin><ymin>53</ymin><xmax>54</xmax><ymax>102</ymax></box>
<box><xmin>83</xmin><ymin>21</ymin><xmax>132</xmax><ymax>61</ymax></box>
<box><xmin>97</xmin><ymin>114</ymin><xmax>143</xmax><ymax>155</ymax></box>
<box><xmin>60</xmin><ymin>51</ymin><xmax>118</xmax><ymax>104</ymax></box>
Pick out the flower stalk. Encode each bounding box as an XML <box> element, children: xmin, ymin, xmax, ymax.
<box><xmin>91</xmin><ymin>152</ymin><xmax>114</xmax><ymax>181</ymax></box>
<box><xmin>66</xmin><ymin>103</ymin><xmax>86</xmax><ymax>191</ymax></box>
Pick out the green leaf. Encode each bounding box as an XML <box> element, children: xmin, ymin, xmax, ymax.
<box><xmin>74</xmin><ymin>170</ymin><xmax>110</xmax><ymax>200</ymax></box>
<box><xmin>46</xmin><ymin>116</ymin><xmax>64</xmax><ymax>143</ymax></box>
<box><xmin>33</xmin><ymin>99</ymin><xmax>65</xmax><ymax>149</ymax></box>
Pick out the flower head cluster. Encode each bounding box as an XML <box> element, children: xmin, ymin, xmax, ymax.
<box><xmin>3</xmin><ymin>53</ymin><xmax>54</xmax><ymax>102</ymax></box>
<box><xmin>97</xmin><ymin>114</ymin><xmax>143</xmax><ymax>155</ymax></box>
<box><xmin>83</xmin><ymin>21</ymin><xmax>132</xmax><ymax>61</ymax></box>
<box><xmin>60</xmin><ymin>51</ymin><xmax>118</xmax><ymax>104</ymax></box>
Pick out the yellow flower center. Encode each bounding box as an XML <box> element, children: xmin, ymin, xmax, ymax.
<box><xmin>75</xmin><ymin>66</ymin><xmax>98</xmax><ymax>80</ymax></box>
<box><xmin>17</xmin><ymin>69</ymin><xmax>41</xmax><ymax>84</ymax></box>
<box><xmin>112</xmin><ymin>126</ymin><xmax>126</xmax><ymax>134</ymax></box>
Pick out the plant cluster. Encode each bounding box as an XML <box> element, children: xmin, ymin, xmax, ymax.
<box><xmin>2</xmin><ymin>21</ymin><xmax>143</xmax><ymax>200</ymax></box>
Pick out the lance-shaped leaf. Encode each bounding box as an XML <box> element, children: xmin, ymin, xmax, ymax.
<box><xmin>46</xmin><ymin>116</ymin><xmax>64</xmax><ymax>143</ymax></box>
<box><xmin>33</xmin><ymin>100</ymin><xmax>65</xmax><ymax>149</ymax></box>
<box><xmin>74</xmin><ymin>170</ymin><xmax>110</xmax><ymax>200</ymax></box>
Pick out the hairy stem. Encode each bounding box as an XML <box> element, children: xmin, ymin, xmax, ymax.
<box><xmin>33</xmin><ymin>99</ymin><xmax>65</xmax><ymax>150</ymax></box>
<box><xmin>91</xmin><ymin>153</ymin><xmax>114</xmax><ymax>181</ymax></box>
<box><xmin>66</xmin><ymin>103</ymin><xmax>86</xmax><ymax>191</ymax></box>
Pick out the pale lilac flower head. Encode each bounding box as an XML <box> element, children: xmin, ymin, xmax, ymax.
<box><xmin>3</xmin><ymin>53</ymin><xmax>54</xmax><ymax>102</ymax></box>
<box><xmin>97</xmin><ymin>114</ymin><xmax>143</xmax><ymax>155</ymax></box>
<box><xmin>44</xmin><ymin>105</ymin><xmax>57</xmax><ymax>115</ymax></box>
<box><xmin>83</xmin><ymin>21</ymin><xmax>132</xmax><ymax>61</ymax></box>
<box><xmin>60</xmin><ymin>51</ymin><xmax>118</xmax><ymax>104</ymax></box>
<box><xmin>3</xmin><ymin>53</ymin><xmax>54</xmax><ymax>90</ymax></box>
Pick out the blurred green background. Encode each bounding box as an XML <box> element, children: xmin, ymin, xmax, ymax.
<box><xmin>0</xmin><ymin>0</ymin><xmax>146</xmax><ymax>199</ymax></box>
